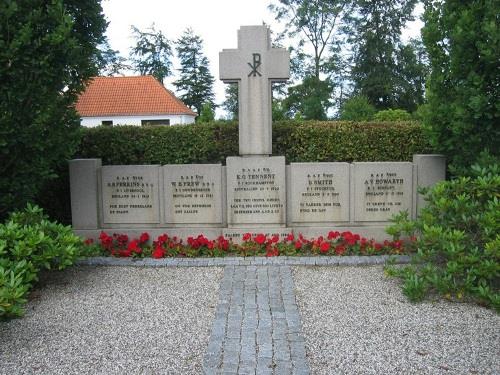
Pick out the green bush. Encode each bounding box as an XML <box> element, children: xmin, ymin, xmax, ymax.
<box><xmin>374</xmin><ymin>109</ymin><xmax>412</xmax><ymax>121</ymax></box>
<box><xmin>0</xmin><ymin>205</ymin><xmax>84</xmax><ymax>319</ymax></box>
<box><xmin>338</xmin><ymin>95</ymin><xmax>376</xmax><ymax>121</ymax></box>
<box><xmin>386</xmin><ymin>163</ymin><xmax>500</xmax><ymax>310</ymax></box>
<box><xmin>76</xmin><ymin>120</ymin><xmax>430</xmax><ymax>164</ymax></box>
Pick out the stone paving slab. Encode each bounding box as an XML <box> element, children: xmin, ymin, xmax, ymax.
<box><xmin>202</xmin><ymin>266</ymin><xmax>310</xmax><ymax>375</ymax></box>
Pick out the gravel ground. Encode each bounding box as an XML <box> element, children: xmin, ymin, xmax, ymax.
<box><xmin>0</xmin><ymin>266</ymin><xmax>222</xmax><ymax>375</ymax></box>
<box><xmin>293</xmin><ymin>265</ymin><xmax>500</xmax><ymax>375</ymax></box>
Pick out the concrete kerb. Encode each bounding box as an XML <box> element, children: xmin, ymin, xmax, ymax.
<box><xmin>76</xmin><ymin>255</ymin><xmax>412</xmax><ymax>267</ymax></box>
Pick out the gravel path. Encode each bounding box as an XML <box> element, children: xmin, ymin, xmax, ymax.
<box><xmin>293</xmin><ymin>266</ymin><xmax>500</xmax><ymax>375</ymax></box>
<box><xmin>0</xmin><ymin>266</ymin><xmax>222</xmax><ymax>375</ymax></box>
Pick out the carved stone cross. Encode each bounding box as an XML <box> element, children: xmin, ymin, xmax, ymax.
<box><xmin>219</xmin><ymin>26</ymin><xmax>290</xmax><ymax>156</ymax></box>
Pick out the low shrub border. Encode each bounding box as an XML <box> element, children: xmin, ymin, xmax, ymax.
<box><xmin>83</xmin><ymin>230</ymin><xmax>414</xmax><ymax>259</ymax></box>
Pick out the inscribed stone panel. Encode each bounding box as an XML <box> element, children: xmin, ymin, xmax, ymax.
<box><xmin>101</xmin><ymin>165</ymin><xmax>160</xmax><ymax>224</ymax></box>
<box><xmin>353</xmin><ymin>162</ymin><xmax>413</xmax><ymax>222</ymax></box>
<box><xmin>163</xmin><ymin>164</ymin><xmax>223</xmax><ymax>224</ymax></box>
<box><xmin>290</xmin><ymin>163</ymin><xmax>350</xmax><ymax>223</ymax></box>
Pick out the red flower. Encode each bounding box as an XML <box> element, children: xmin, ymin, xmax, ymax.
<box><xmin>294</xmin><ymin>240</ymin><xmax>302</xmax><ymax>250</ymax></box>
<box><xmin>127</xmin><ymin>239</ymin><xmax>142</xmax><ymax>254</ymax></box>
<box><xmin>335</xmin><ymin>245</ymin><xmax>346</xmax><ymax>255</ymax></box>
<box><xmin>254</xmin><ymin>233</ymin><xmax>266</xmax><ymax>245</ymax></box>
<box><xmin>320</xmin><ymin>241</ymin><xmax>330</xmax><ymax>254</ymax></box>
<box><xmin>266</xmin><ymin>247</ymin><xmax>279</xmax><ymax>257</ymax></box>
<box><xmin>242</xmin><ymin>232</ymin><xmax>252</xmax><ymax>241</ymax></box>
<box><xmin>99</xmin><ymin>231</ymin><xmax>113</xmax><ymax>250</ymax></box>
<box><xmin>139</xmin><ymin>232</ymin><xmax>149</xmax><ymax>244</ymax></box>
<box><xmin>328</xmin><ymin>231</ymin><xmax>340</xmax><ymax>240</ymax></box>
<box><xmin>116</xmin><ymin>234</ymin><xmax>129</xmax><ymax>247</ymax></box>
<box><xmin>271</xmin><ymin>234</ymin><xmax>280</xmax><ymax>243</ymax></box>
<box><xmin>157</xmin><ymin>234</ymin><xmax>169</xmax><ymax>245</ymax></box>
<box><xmin>286</xmin><ymin>233</ymin><xmax>294</xmax><ymax>242</ymax></box>
<box><xmin>84</xmin><ymin>238</ymin><xmax>94</xmax><ymax>245</ymax></box>
<box><xmin>152</xmin><ymin>245</ymin><xmax>165</xmax><ymax>259</ymax></box>
<box><xmin>207</xmin><ymin>241</ymin><xmax>214</xmax><ymax>250</ymax></box>
<box><xmin>217</xmin><ymin>236</ymin><xmax>229</xmax><ymax>251</ymax></box>
<box><xmin>119</xmin><ymin>249</ymin><xmax>132</xmax><ymax>257</ymax></box>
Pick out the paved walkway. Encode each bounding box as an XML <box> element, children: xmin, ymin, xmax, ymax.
<box><xmin>75</xmin><ymin>255</ymin><xmax>411</xmax><ymax>375</ymax></box>
<box><xmin>202</xmin><ymin>266</ymin><xmax>310</xmax><ymax>375</ymax></box>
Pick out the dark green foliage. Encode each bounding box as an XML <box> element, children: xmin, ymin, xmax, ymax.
<box><xmin>386</xmin><ymin>163</ymin><xmax>500</xmax><ymax>310</ymax></box>
<box><xmin>374</xmin><ymin>109</ymin><xmax>412</xmax><ymax>121</ymax></box>
<box><xmin>197</xmin><ymin>103</ymin><xmax>215</xmax><ymax>123</ymax></box>
<box><xmin>76</xmin><ymin>121</ymin><xmax>430</xmax><ymax>164</ymax></box>
<box><xmin>174</xmin><ymin>28</ymin><xmax>215</xmax><ymax>116</ymax></box>
<box><xmin>96</xmin><ymin>38</ymin><xmax>130</xmax><ymax>76</ymax></box>
<box><xmin>223</xmin><ymin>83</ymin><xmax>238</xmax><ymax>120</ymax></box>
<box><xmin>284</xmin><ymin>76</ymin><xmax>333</xmax><ymax>120</ymax></box>
<box><xmin>0</xmin><ymin>0</ymin><xmax>107</xmax><ymax>220</ymax></box>
<box><xmin>348</xmin><ymin>0</ymin><xmax>424</xmax><ymax>111</ymax></box>
<box><xmin>129</xmin><ymin>24</ymin><xmax>172</xmax><ymax>84</ymax></box>
<box><xmin>269</xmin><ymin>0</ymin><xmax>349</xmax><ymax>79</ymax></box>
<box><xmin>0</xmin><ymin>205</ymin><xmax>84</xmax><ymax>319</ymax></box>
<box><xmin>422</xmin><ymin>0</ymin><xmax>499</xmax><ymax>175</ymax></box>
<box><xmin>339</xmin><ymin>95</ymin><xmax>376</xmax><ymax>121</ymax></box>
<box><xmin>277</xmin><ymin>121</ymin><xmax>431</xmax><ymax>162</ymax></box>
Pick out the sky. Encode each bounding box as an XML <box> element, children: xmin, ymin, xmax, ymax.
<box><xmin>102</xmin><ymin>0</ymin><xmax>423</xmax><ymax>118</ymax></box>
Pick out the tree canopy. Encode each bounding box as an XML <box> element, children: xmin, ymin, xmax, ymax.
<box><xmin>129</xmin><ymin>24</ymin><xmax>173</xmax><ymax>84</ymax></box>
<box><xmin>174</xmin><ymin>28</ymin><xmax>215</xmax><ymax>116</ymax></box>
<box><xmin>0</xmin><ymin>0</ymin><xmax>107</xmax><ymax>218</ymax></box>
<box><xmin>422</xmin><ymin>0</ymin><xmax>499</xmax><ymax>174</ymax></box>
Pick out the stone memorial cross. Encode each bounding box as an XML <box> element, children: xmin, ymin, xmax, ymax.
<box><xmin>219</xmin><ymin>26</ymin><xmax>290</xmax><ymax>156</ymax></box>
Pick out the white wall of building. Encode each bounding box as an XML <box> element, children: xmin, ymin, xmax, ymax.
<box><xmin>80</xmin><ymin>114</ymin><xmax>196</xmax><ymax>127</ymax></box>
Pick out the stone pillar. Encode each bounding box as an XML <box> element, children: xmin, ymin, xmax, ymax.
<box><xmin>69</xmin><ymin>159</ymin><xmax>101</xmax><ymax>229</ymax></box>
<box><xmin>413</xmin><ymin>154</ymin><xmax>446</xmax><ymax>213</ymax></box>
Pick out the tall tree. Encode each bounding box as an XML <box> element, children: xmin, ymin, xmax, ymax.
<box><xmin>0</xmin><ymin>0</ymin><xmax>107</xmax><ymax>218</ymax></box>
<box><xmin>223</xmin><ymin>83</ymin><xmax>238</xmax><ymax>120</ymax></box>
<box><xmin>96</xmin><ymin>38</ymin><xmax>130</xmax><ymax>76</ymax></box>
<box><xmin>129</xmin><ymin>24</ymin><xmax>172</xmax><ymax>84</ymax></box>
<box><xmin>269</xmin><ymin>0</ymin><xmax>349</xmax><ymax>119</ymax></box>
<box><xmin>422</xmin><ymin>0</ymin><xmax>499</xmax><ymax>174</ymax></box>
<box><xmin>348</xmin><ymin>0</ymin><xmax>418</xmax><ymax>110</ymax></box>
<box><xmin>174</xmin><ymin>28</ymin><xmax>215</xmax><ymax>116</ymax></box>
<box><xmin>284</xmin><ymin>76</ymin><xmax>333</xmax><ymax>120</ymax></box>
<box><xmin>393</xmin><ymin>38</ymin><xmax>429</xmax><ymax>112</ymax></box>
<box><xmin>269</xmin><ymin>0</ymin><xmax>349</xmax><ymax>79</ymax></box>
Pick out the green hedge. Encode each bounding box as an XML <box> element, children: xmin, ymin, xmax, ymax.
<box><xmin>76</xmin><ymin>120</ymin><xmax>431</xmax><ymax>164</ymax></box>
<box><xmin>40</xmin><ymin>120</ymin><xmax>432</xmax><ymax>223</ymax></box>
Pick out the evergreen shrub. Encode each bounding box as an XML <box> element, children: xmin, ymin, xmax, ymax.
<box><xmin>386</xmin><ymin>163</ymin><xmax>500</xmax><ymax>310</ymax></box>
<box><xmin>0</xmin><ymin>205</ymin><xmax>84</xmax><ymax>319</ymax></box>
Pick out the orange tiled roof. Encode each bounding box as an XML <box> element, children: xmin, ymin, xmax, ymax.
<box><xmin>75</xmin><ymin>76</ymin><xmax>196</xmax><ymax>117</ymax></box>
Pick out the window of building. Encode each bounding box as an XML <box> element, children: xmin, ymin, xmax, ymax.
<box><xmin>141</xmin><ymin>119</ymin><xmax>170</xmax><ymax>126</ymax></box>
<box><xmin>101</xmin><ymin>120</ymin><xmax>113</xmax><ymax>126</ymax></box>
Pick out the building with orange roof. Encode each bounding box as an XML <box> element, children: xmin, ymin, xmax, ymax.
<box><xmin>75</xmin><ymin>75</ymin><xmax>196</xmax><ymax>127</ymax></box>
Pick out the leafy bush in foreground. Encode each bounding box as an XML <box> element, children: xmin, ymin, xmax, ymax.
<box><xmin>386</xmin><ymin>163</ymin><xmax>500</xmax><ymax>310</ymax></box>
<box><xmin>0</xmin><ymin>205</ymin><xmax>83</xmax><ymax>319</ymax></box>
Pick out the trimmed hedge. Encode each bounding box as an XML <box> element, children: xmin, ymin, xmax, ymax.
<box><xmin>40</xmin><ymin>120</ymin><xmax>431</xmax><ymax>223</ymax></box>
<box><xmin>76</xmin><ymin>120</ymin><xmax>431</xmax><ymax>164</ymax></box>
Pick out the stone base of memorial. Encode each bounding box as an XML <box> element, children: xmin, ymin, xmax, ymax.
<box><xmin>69</xmin><ymin>155</ymin><xmax>445</xmax><ymax>244</ymax></box>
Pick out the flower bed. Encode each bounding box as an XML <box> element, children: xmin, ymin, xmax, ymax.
<box><xmin>83</xmin><ymin>231</ymin><xmax>414</xmax><ymax>259</ymax></box>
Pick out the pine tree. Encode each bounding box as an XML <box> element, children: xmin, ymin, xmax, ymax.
<box><xmin>348</xmin><ymin>0</ymin><xmax>419</xmax><ymax>110</ymax></box>
<box><xmin>223</xmin><ymin>83</ymin><xmax>238</xmax><ymax>120</ymax></box>
<box><xmin>129</xmin><ymin>24</ymin><xmax>172</xmax><ymax>84</ymax></box>
<box><xmin>174</xmin><ymin>28</ymin><xmax>215</xmax><ymax>116</ymax></box>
